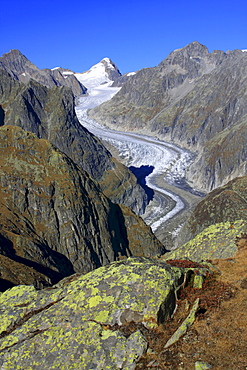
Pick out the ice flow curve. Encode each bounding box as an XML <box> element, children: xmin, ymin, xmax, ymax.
<box><xmin>75</xmin><ymin>84</ymin><xmax>195</xmax><ymax>233</ymax></box>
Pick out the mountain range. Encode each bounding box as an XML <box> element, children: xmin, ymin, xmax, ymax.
<box><xmin>1</xmin><ymin>41</ymin><xmax>247</xmax><ymax>272</ymax></box>
<box><xmin>1</xmin><ymin>43</ymin><xmax>247</xmax><ymax>285</ymax></box>
<box><xmin>89</xmin><ymin>41</ymin><xmax>247</xmax><ymax>192</ymax></box>
<box><xmin>0</xmin><ymin>54</ymin><xmax>149</xmax><ymax>215</ymax></box>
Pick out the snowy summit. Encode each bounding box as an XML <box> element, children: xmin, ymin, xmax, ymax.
<box><xmin>75</xmin><ymin>58</ymin><xmax>121</xmax><ymax>90</ymax></box>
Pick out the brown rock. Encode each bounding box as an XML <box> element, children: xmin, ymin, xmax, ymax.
<box><xmin>0</xmin><ymin>125</ymin><xmax>165</xmax><ymax>289</ymax></box>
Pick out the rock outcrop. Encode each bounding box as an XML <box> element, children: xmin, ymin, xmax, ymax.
<box><xmin>100</xmin><ymin>57</ymin><xmax>122</xmax><ymax>82</ymax></box>
<box><xmin>0</xmin><ymin>49</ymin><xmax>87</xmax><ymax>96</ymax></box>
<box><xmin>166</xmin><ymin>220</ymin><xmax>245</xmax><ymax>261</ymax></box>
<box><xmin>0</xmin><ymin>125</ymin><xmax>165</xmax><ymax>288</ymax></box>
<box><xmin>178</xmin><ymin>175</ymin><xmax>247</xmax><ymax>243</ymax></box>
<box><xmin>166</xmin><ymin>175</ymin><xmax>247</xmax><ymax>260</ymax></box>
<box><xmin>0</xmin><ymin>69</ymin><xmax>149</xmax><ymax>214</ymax></box>
<box><xmin>89</xmin><ymin>42</ymin><xmax>247</xmax><ymax>192</ymax></box>
<box><xmin>2</xmin><ymin>251</ymin><xmax>246</xmax><ymax>368</ymax></box>
<box><xmin>0</xmin><ymin>257</ymin><xmax>208</xmax><ymax>369</ymax></box>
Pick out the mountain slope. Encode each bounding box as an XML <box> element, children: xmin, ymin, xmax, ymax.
<box><xmin>0</xmin><ymin>125</ymin><xmax>165</xmax><ymax>289</ymax></box>
<box><xmin>89</xmin><ymin>41</ymin><xmax>247</xmax><ymax>191</ymax></box>
<box><xmin>176</xmin><ymin>175</ymin><xmax>247</xmax><ymax>247</ymax></box>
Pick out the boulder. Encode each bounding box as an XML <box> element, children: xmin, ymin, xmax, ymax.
<box><xmin>0</xmin><ymin>257</ymin><xmax>191</xmax><ymax>369</ymax></box>
<box><xmin>166</xmin><ymin>220</ymin><xmax>246</xmax><ymax>261</ymax></box>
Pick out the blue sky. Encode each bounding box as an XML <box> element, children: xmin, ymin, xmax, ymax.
<box><xmin>1</xmin><ymin>0</ymin><xmax>247</xmax><ymax>74</ymax></box>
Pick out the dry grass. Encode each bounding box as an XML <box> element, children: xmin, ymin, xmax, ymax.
<box><xmin>134</xmin><ymin>245</ymin><xmax>247</xmax><ymax>369</ymax></box>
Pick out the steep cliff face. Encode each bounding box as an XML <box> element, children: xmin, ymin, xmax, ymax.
<box><xmin>0</xmin><ymin>69</ymin><xmax>148</xmax><ymax>214</ymax></box>
<box><xmin>0</xmin><ymin>125</ymin><xmax>165</xmax><ymax>288</ymax></box>
<box><xmin>0</xmin><ymin>49</ymin><xmax>87</xmax><ymax>96</ymax></box>
<box><xmin>100</xmin><ymin>58</ymin><xmax>121</xmax><ymax>81</ymax></box>
<box><xmin>89</xmin><ymin>42</ymin><xmax>247</xmax><ymax>191</ymax></box>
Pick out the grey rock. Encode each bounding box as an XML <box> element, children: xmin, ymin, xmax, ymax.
<box><xmin>0</xmin><ymin>257</ymin><xmax>188</xmax><ymax>369</ymax></box>
<box><xmin>176</xmin><ymin>175</ymin><xmax>247</xmax><ymax>246</ymax></box>
<box><xmin>100</xmin><ymin>57</ymin><xmax>122</xmax><ymax>82</ymax></box>
<box><xmin>0</xmin><ymin>49</ymin><xmax>87</xmax><ymax>96</ymax></box>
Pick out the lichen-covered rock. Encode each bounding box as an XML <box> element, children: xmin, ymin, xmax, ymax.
<box><xmin>164</xmin><ymin>298</ymin><xmax>199</xmax><ymax>348</ymax></box>
<box><xmin>194</xmin><ymin>361</ymin><xmax>212</xmax><ymax>370</ymax></box>
<box><xmin>166</xmin><ymin>220</ymin><xmax>246</xmax><ymax>261</ymax></box>
<box><xmin>177</xmin><ymin>175</ymin><xmax>247</xmax><ymax>247</ymax></box>
<box><xmin>0</xmin><ymin>257</ymin><xmax>188</xmax><ymax>369</ymax></box>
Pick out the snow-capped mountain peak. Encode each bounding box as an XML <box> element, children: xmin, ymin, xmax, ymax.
<box><xmin>75</xmin><ymin>58</ymin><xmax>121</xmax><ymax>90</ymax></box>
<box><xmin>101</xmin><ymin>57</ymin><xmax>115</xmax><ymax>68</ymax></box>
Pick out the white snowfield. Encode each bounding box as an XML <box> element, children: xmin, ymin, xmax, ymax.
<box><xmin>75</xmin><ymin>59</ymin><xmax>196</xmax><ymax>233</ymax></box>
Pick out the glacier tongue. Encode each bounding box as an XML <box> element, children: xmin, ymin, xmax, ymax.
<box><xmin>76</xmin><ymin>86</ymin><xmax>121</xmax><ymax>109</ymax></box>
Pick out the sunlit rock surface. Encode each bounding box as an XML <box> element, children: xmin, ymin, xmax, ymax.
<box><xmin>0</xmin><ymin>49</ymin><xmax>87</xmax><ymax>96</ymax></box>
<box><xmin>0</xmin><ymin>257</ymin><xmax>187</xmax><ymax>369</ymax></box>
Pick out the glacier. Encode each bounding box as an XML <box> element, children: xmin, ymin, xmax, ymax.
<box><xmin>75</xmin><ymin>66</ymin><xmax>203</xmax><ymax>242</ymax></box>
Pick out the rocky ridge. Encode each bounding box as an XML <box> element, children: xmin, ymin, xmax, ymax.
<box><xmin>89</xmin><ymin>41</ymin><xmax>247</xmax><ymax>192</ymax></box>
<box><xmin>165</xmin><ymin>175</ymin><xmax>247</xmax><ymax>261</ymax></box>
<box><xmin>0</xmin><ymin>49</ymin><xmax>87</xmax><ymax>97</ymax></box>
<box><xmin>1</xmin><ymin>251</ymin><xmax>247</xmax><ymax>369</ymax></box>
<box><xmin>0</xmin><ymin>68</ymin><xmax>148</xmax><ymax>214</ymax></box>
